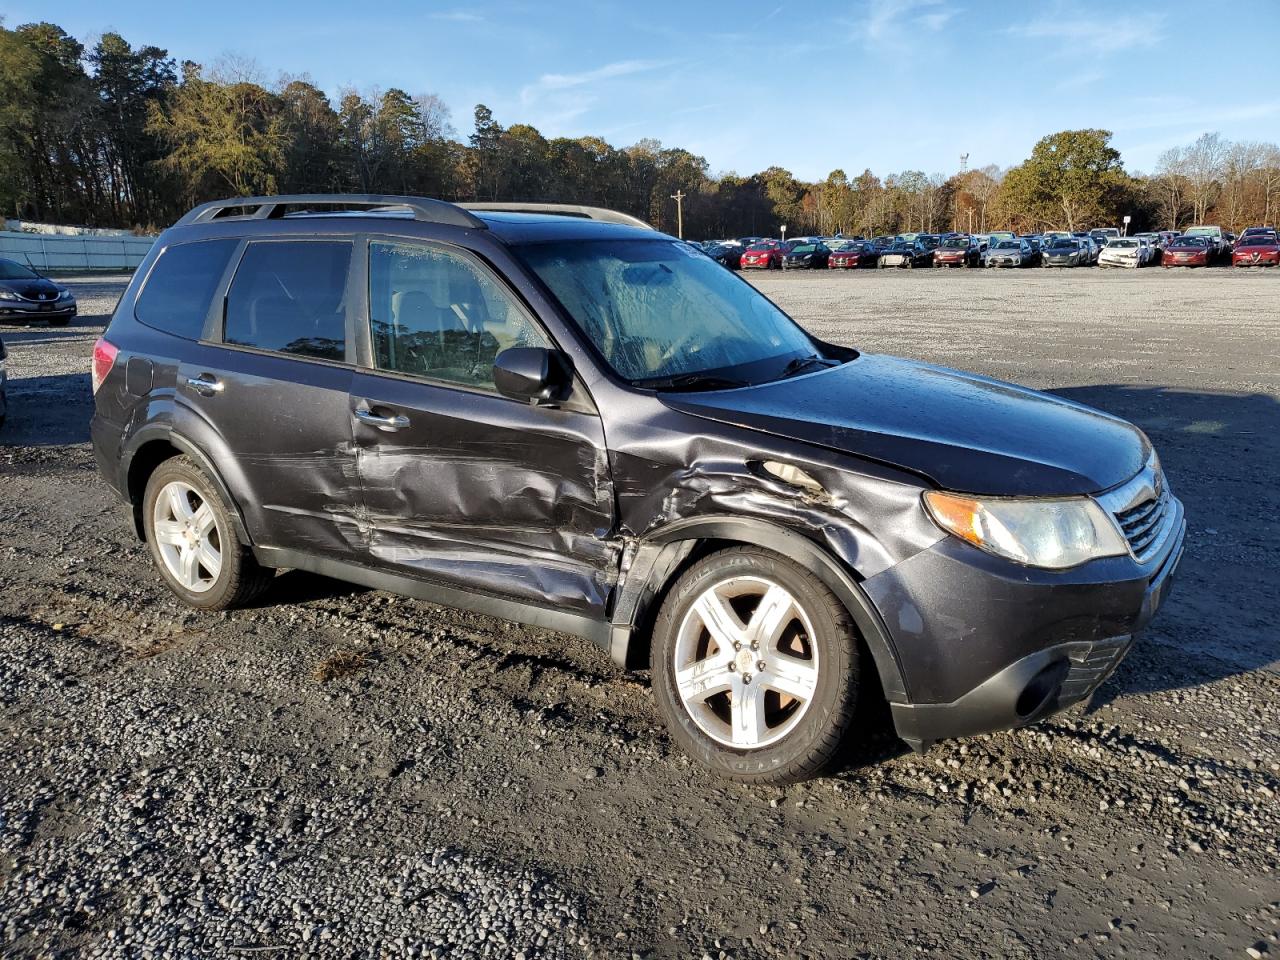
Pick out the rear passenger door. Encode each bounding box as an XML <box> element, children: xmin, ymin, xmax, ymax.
<box><xmin>348</xmin><ymin>237</ymin><xmax>617</xmax><ymax>618</ymax></box>
<box><xmin>175</xmin><ymin>238</ymin><xmax>363</xmax><ymax>557</ymax></box>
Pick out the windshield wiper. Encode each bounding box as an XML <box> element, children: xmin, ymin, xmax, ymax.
<box><xmin>777</xmin><ymin>354</ymin><xmax>839</xmax><ymax>380</ymax></box>
<box><xmin>635</xmin><ymin>372</ymin><xmax>749</xmax><ymax>391</ymax></box>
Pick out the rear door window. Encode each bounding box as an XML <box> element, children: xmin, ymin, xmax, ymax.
<box><xmin>224</xmin><ymin>241</ymin><xmax>352</xmax><ymax>361</ymax></box>
<box><xmin>134</xmin><ymin>239</ymin><xmax>239</xmax><ymax>340</ymax></box>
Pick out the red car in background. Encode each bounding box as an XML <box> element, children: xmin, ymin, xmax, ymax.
<box><xmin>827</xmin><ymin>241</ymin><xmax>879</xmax><ymax>269</ymax></box>
<box><xmin>1232</xmin><ymin>234</ymin><xmax>1280</xmax><ymax>267</ymax></box>
<box><xmin>1162</xmin><ymin>235</ymin><xmax>1213</xmax><ymax>267</ymax></box>
<box><xmin>740</xmin><ymin>239</ymin><xmax>792</xmax><ymax>269</ymax></box>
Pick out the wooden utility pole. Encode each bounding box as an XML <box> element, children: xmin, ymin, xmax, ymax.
<box><xmin>670</xmin><ymin>190</ymin><xmax>685</xmax><ymax>239</ymax></box>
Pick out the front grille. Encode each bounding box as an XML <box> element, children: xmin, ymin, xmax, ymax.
<box><xmin>1095</xmin><ymin>451</ymin><xmax>1177</xmax><ymax>565</ymax></box>
<box><xmin>1115</xmin><ymin>485</ymin><xmax>1172</xmax><ymax>561</ymax></box>
<box><xmin>1058</xmin><ymin>635</ymin><xmax>1132</xmax><ymax>703</ymax></box>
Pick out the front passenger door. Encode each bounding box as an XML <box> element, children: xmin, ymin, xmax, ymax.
<box><xmin>349</xmin><ymin>238</ymin><xmax>617</xmax><ymax>618</ymax></box>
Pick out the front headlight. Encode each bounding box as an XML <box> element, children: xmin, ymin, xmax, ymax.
<box><xmin>58</xmin><ymin>288</ymin><xmax>74</xmax><ymax>300</ymax></box>
<box><xmin>0</xmin><ymin>289</ymin><xmax>17</xmax><ymax>301</ymax></box>
<box><xmin>924</xmin><ymin>491</ymin><xmax>1128</xmax><ymax>569</ymax></box>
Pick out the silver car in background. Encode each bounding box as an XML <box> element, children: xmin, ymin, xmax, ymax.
<box><xmin>986</xmin><ymin>238</ymin><xmax>1033</xmax><ymax>268</ymax></box>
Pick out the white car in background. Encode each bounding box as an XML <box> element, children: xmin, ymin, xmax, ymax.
<box><xmin>1098</xmin><ymin>236</ymin><xmax>1152</xmax><ymax>268</ymax></box>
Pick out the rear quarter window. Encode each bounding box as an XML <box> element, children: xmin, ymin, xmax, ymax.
<box><xmin>134</xmin><ymin>239</ymin><xmax>239</xmax><ymax>340</ymax></box>
<box><xmin>224</xmin><ymin>241</ymin><xmax>352</xmax><ymax>362</ymax></box>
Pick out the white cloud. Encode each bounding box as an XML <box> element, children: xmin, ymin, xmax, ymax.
<box><xmin>1008</xmin><ymin>14</ymin><xmax>1164</xmax><ymax>56</ymax></box>
<box><xmin>520</xmin><ymin>59</ymin><xmax>669</xmax><ymax>103</ymax></box>
<box><xmin>429</xmin><ymin>10</ymin><xmax>483</xmax><ymax>22</ymax></box>
<box><xmin>862</xmin><ymin>0</ymin><xmax>952</xmax><ymax>43</ymax></box>
<box><xmin>512</xmin><ymin>59</ymin><xmax>675</xmax><ymax>136</ymax></box>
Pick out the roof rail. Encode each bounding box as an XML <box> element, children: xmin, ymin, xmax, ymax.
<box><xmin>459</xmin><ymin>202</ymin><xmax>654</xmax><ymax>230</ymax></box>
<box><xmin>175</xmin><ymin>194</ymin><xmax>486</xmax><ymax>229</ymax></box>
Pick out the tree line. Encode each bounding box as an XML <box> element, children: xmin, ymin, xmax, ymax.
<box><xmin>4</xmin><ymin>20</ymin><xmax>1279</xmax><ymax>238</ymax></box>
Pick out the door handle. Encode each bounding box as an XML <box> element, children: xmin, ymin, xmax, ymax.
<box><xmin>185</xmin><ymin>374</ymin><xmax>223</xmax><ymax>397</ymax></box>
<box><xmin>354</xmin><ymin>407</ymin><xmax>410</xmax><ymax>431</ymax></box>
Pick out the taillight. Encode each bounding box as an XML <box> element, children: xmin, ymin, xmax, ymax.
<box><xmin>91</xmin><ymin>337</ymin><xmax>119</xmax><ymax>394</ymax></box>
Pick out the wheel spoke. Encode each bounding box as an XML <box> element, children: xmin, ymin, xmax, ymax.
<box><xmin>178</xmin><ymin>545</ymin><xmax>199</xmax><ymax>588</ymax></box>
<box><xmin>196</xmin><ymin>540</ymin><xmax>222</xmax><ymax>580</ymax></box>
<box><xmin>731</xmin><ymin>681</ymin><xmax>768</xmax><ymax>746</ymax></box>
<box><xmin>192</xmin><ymin>502</ymin><xmax>216</xmax><ymax>536</ymax></box>
<box><xmin>747</xmin><ymin>583</ymin><xmax>794</xmax><ymax>651</ymax></box>
<box><xmin>166</xmin><ymin>484</ymin><xmax>194</xmax><ymax>521</ymax></box>
<box><xmin>760</xmin><ymin>652</ymin><xmax>819</xmax><ymax>702</ymax></box>
<box><xmin>675</xmin><ymin>658</ymin><xmax>735</xmax><ymax>704</ymax></box>
<box><xmin>692</xmin><ymin>589</ymin><xmax>745</xmax><ymax>658</ymax></box>
<box><xmin>153</xmin><ymin>520</ymin><xmax>186</xmax><ymax>546</ymax></box>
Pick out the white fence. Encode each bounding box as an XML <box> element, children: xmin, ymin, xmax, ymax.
<box><xmin>0</xmin><ymin>230</ymin><xmax>155</xmax><ymax>272</ymax></box>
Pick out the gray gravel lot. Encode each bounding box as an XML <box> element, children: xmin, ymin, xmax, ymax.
<box><xmin>1</xmin><ymin>268</ymin><xmax>1277</xmax><ymax>959</ymax></box>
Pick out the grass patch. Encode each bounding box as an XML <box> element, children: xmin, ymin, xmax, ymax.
<box><xmin>312</xmin><ymin>649</ymin><xmax>369</xmax><ymax>683</ymax></box>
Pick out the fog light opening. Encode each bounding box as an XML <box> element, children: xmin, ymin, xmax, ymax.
<box><xmin>1015</xmin><ymin>661</ymin><xmax>1068</xmax><ymax>719</ymax></box>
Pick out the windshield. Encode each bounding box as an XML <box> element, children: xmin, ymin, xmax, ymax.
<box><xmin>1109</xmin><ymin>239</ymin><xmax>1138</xmax><ymax>248</ymax></box>
<box><xmin>746</xmin><ymin>241</ymin><xmax>777</xmax><ymax>252</ymax></box>
<box><xmin>995</xmin><ymin>240</ymin><xmax>1019</xmax><ymax>250</ymax></box>
<box><xmin>941</xmin><ymin>238</ymin><xmax>969</xmax><ymax>248</ymax></box>
<box><xmin>0</xmin><ymin>259</ymin><xmax>38</xmax><ymax>280</ymax></box>
<box><xmin>1175</xmin><ymin>237</ymin><xmax>1207</xmax><ymax>246</ymax></box>
<box><xmin>1049</xmin><ymin>240</ymin><xmax>1077</xmax><ymax>250</ymax></box>
<box><xmin>516</xmin><ymin>239</ymin><xmax>816</xmax><ymax>385</ymax></box>
<box><xmin>790</xmin><ymin>244</ymin><xmax>817</xmax><ymax>254</ymax></box>
<box><xmin>1184</xmin><ymin>227</ymin><xmax>1217</xmax><ymax>237</ymax></box>
<box><xmin>1239</xmin><ymin>236</ymin><xmax>1276</xmax><ymax>246</ymax></box>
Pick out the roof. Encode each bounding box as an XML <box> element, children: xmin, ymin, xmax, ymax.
<box><xmin>469</xmin><ymin>211</ymin><xmax>671</xmax><ymax>244</ymax></box>
<box><xmin>170</xmin><ymin>194</ymin><xmax>668</xmax><ymax>245</ymax></box>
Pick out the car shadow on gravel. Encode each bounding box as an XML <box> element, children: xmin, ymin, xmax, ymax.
<box><xmin>1</xmin><ymin>372</ymin><xmax>93</xmax><ymax>447</ymax></box>
<box><xmin>1051</xmin><ymin>382</ymin><xmax>1280</xmax><ymax>708</ymax></box>
<box><xmin>253</xmin><ymin>569</ymin><xmax>370</xmax><ymax>607</ymax></box>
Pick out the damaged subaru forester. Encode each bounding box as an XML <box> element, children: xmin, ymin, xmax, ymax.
<box><xmin>91</xmin><ymin>196</ymin><xmax>1185</xmax><ymax>783</ymax></box>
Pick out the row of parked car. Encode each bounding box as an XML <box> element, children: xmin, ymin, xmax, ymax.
<box><xmin>698</xmin><ymin>225</ymin><xmax>1280</xmax><ymax>271</ymax></box>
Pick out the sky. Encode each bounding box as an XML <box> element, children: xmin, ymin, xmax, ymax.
<box><xmin>17</xmin><ymin>0</ymin><xmax>1280</xmax><ymax>181</ymax></box>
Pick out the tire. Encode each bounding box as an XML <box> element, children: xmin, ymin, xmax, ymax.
<box><xmin>650</xmin><ymin>546</ymin><xmax>860</xmax><ymax>784</ymax></box>
<box><xmin>142</xmin><ymin>455</ymin><xmax>273</xmax><ymax>610</ymax></box>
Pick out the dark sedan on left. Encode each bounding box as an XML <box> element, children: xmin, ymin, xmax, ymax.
<box><xmin>0</xmin><ymin>258</ymin><xmax>77</xmax><ymax>326</ymax></box>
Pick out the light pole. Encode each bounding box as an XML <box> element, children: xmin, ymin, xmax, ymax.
<box><xmin>780</xmin><ymin>224</ymin><xmax>787</xmax><ymax>243</ymax></box>
<box><xmin>670</xmin><ymin>190</ymin><xmax>685</xmax><ymax>239</ymax></box>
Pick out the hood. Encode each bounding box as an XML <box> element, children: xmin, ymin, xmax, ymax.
<box><xmin>662</xmin><ymin>354</ymin><xmax>1148</xmax><ymax>496</ymax></box>
<box><xmin>0</xmin><ymin>277</ymin><xmax>60</xmax><ymax>301</ymax></box>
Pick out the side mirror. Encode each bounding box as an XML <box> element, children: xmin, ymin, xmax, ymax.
<box><xmin>493</xmin><ymin>347</ymin><xmax>573</xmax><ymax>405</ymax></box>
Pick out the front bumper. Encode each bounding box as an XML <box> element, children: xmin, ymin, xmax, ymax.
<box><xmin>867</xmin><ymin>497</ymin><xmax>1186</xmax><ymax>749</ymax></box>
<box><xmin>0</xmin><ymin>300</ymin><xmax>77</xmax><ymax>320</ymax></box>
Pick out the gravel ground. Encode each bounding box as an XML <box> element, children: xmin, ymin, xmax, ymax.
<box><xmin>1</xmin><ymin>268</ymin><xmax>1277</xmax><ymax>959</ymax></box>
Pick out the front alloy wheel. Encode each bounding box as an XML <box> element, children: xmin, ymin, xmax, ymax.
<box><xmin>673</xmin><ymin>576</ymin><xmax>820</xmax><ymax>748</ymax></box>
<box><xmin>652</xmin><ymin>547</ymin><xmax>860</xmax><ymax>783</ymax></box>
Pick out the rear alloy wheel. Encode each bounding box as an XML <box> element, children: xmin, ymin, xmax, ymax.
<box><xmin>652</xmin><ymin>547</ymin><xmax>859</xmax><ymax>783</ymax></box>
<box><xmin>143</xmin><ymin>456</ymin><xmax>273</xmax><ymax>610</ymax></box>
